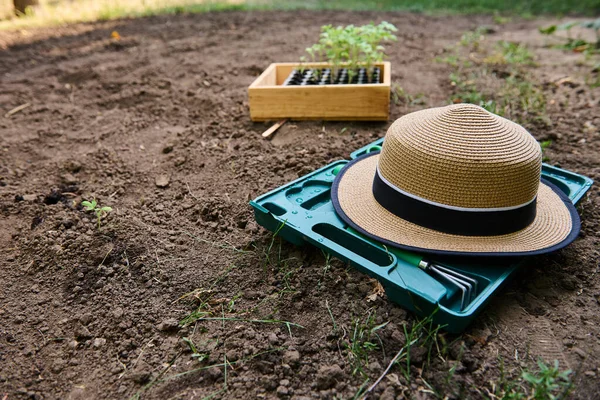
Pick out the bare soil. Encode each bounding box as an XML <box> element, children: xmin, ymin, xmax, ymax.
<box><xmin>0</xmin><ymin>10</ymin><xmax>599</xmax><ymax>400</ymax></box>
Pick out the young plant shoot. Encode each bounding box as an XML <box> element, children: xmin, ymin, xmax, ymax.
<box><xmin>291</xmin><ymin>22</ymin><xmax>397</xmax><ymax>86</ymax></box>
<box><xmin>82</xmin><ymin>199</ymin><xmax>113</xmax><ymax>228</ymax></box>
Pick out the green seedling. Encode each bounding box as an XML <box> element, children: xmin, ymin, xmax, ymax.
<box><xmin>484</xmin><ymin>41</ymin><xmax>535</xmax><ymax>66</ymax></box>
<box><xmin>301</xmin><ymin>21</ymin><xmax>397</xmax><ymax>82</ymax></box>
<box><xmin>81</xmin><ymin>199</ymin><xmax>112</xmax><ymax>228</ymax></box>
<box><xmin>182</xmin><ymin>337</ymin><xmax>209</xmax><ymax>362</ymax></box>
<box><xmin>391</xmin><ymin>82</ymin><xmax>427</xmax><ymax>106</ymax></box>
<box><xmin>445</xmin><ymin>29</ymin><xmax>548</xmax><ymax>125</ymax></box>
<box><xmin>540</xmin><ymin>18</ymin><xmax>600</xmax><ymax>54</ymax></box>
<box><xmin>487</xmin><ymin>358</ymin><xmax>573</xmax><ymax>400</ymax></box>
<box><xmin>539</xmin><ymin>140</ymin><xmax>552</xmax><ymax>162</ymax></box>
<box><xmin>459</xmin><ymin>26</ymin><xmax>490</xmax><ymax>50</ymax></box>
<box><xmin>522</xmin><ymin>359</ymin><xmax>572</xmax><ymax>399</ymax></box>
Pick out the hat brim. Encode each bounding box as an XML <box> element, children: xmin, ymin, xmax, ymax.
<box><xmin>332</xmin><ymin>152</ymin><xmax>580</xmax><ymax>257</ymax></box>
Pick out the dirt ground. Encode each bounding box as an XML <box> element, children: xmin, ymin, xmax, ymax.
<box><xmin>0</xmin><ymin>10</ymin><xmax>599</xmax><ymax>400</ymax></box>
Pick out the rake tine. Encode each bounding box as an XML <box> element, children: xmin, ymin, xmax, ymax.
<box><xmin>430</xmin><ymin>267</ymin><xmax>469</xmax><ymax>311</ymax></box>
<box><xmin>395</xmin><ymin>250</ymin><xmax>479</xmax><ymax>311</ymax></box>
<box><xmin>433</xmin><ymin>264</ymin><xmax>479</xmax><ymax>303</ymax></box>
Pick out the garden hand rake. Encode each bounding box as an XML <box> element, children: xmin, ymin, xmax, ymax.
<box><xmin>395</xmin><ymin>249</ymin><xmax>478</xmax><ymax>311</ymax></box>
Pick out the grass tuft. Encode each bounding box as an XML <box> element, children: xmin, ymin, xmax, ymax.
<box><xmin>441</xmin><ymin>28</ymin><xmax>547</xmax><ymax>126</ymax></box>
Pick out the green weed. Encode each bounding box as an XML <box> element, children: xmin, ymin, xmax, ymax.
<box><xmin>487</xmin><ymin>358</ymin><xmax>573</xmax><ymax>399</ymax></box>
<box><xmin>325</xmin><ymin>299</ymin><xmax>337</xmax><ymax>332</ymax></box>
<box><xmin>398</xmin><ymin>311</ymin><xmax>444</xmax><ymax>381</ymax></box>
<box><xmin>81</xmin><ymin>198</ymin><xmax>112</xmax><ymax>228</ymax></box>
<box><xmin>345</xmin><ymin>310</ymin><xmax>389</xmax><ymax>377</ymax></box>
<box><xmin>362</xmin><ymin>310</ymin><xmax>446</xmax><ymax>396</ymax></box>
<box><xmin>484</xmin><ymin>41</ymin><xmax>535</xmax><ymax>66</ymax></box>
<box><xmin>539</xmin><ymin>139</ymin><xmax>552</xmax><ymax>162</ymax></box>
<box><xmin>129</xmin><ymin>347</ymin><xmax>284</xmax><ymax>400</ymax></box>
<box><xmin>182</xmin><ymin>337</ymin><xmax>209</xmax><ymax>362</ymax></box>
<box><xmin>460</xmin><ymin>27</ymin><xmax>489</xmax><ymax>49</ymax></box>
<box><xmin>318</xmin><ymin>250</ymin><xmax>333</xmax><ymax>289</ymax></box>
<box><xmin>540</xmin><ymin>19</ymin><xmax>600</xmax><ymax>55</ymax></box>
<box><xmin>499</xmin><ymin>75</ymin><xmax>546</xmax><ymax>120</ymax></box>
<box><xmin>391</xmin><ymin>82</ymin><xmax>427</xmax><ymax>106</ymax></box>
<box><xmin>493</xmin><ymin>13</ymin><xmax>512</xmax><ymax>25</ymax></box>
<box><xmin>449</xmin><ymin>72</ymin><xmax>499</xmax><ymax>114</ymax></box>
<box><xmin>444</xmin><ymin>29</ymin><xmax>547</xmax><ymax>125</ymax></box>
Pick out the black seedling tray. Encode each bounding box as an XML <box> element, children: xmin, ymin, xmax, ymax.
<box><xmin>283</xmin><ymin>67</ymin><xmax>381</xmax><ymax>86</ymax></box>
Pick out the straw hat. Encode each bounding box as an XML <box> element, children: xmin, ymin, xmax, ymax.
<box><xmin>332</xmin><ymin>104</ymin><xmax>580</xmax><ymax>256</ymax></box>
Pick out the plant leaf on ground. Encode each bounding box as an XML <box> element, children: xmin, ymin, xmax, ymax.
<box><xmin>538</xmin><ymin>19</ymin><xmax>600</xmax><ymax>87</ymax></box>
<box><xmin>81</xmin><ymin>198</ymin><xmax>112</xmax><ymax>228</ymax></box>
<box><xmin>440</xmin><ymin>27</ymin><xmax>547</xmax><ymax>126</ymax></box>
<box><xmin>485</xmin><ymin>358</ymin><xmax>573</xmax><ymax>400</ymax></box>
<box><xmin>539</xmin><ymin>18</ymin><xmax>600</xmax><ymax>55</ymax></box>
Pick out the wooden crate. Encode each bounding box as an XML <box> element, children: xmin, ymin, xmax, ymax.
<box><xmin>248</xmin><ymin>62</ymin><xmax>391</xmax><ymax>121</ymax></box>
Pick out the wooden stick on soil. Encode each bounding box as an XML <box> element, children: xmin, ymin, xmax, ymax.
<box><xmin>4</xmin><ymin>102</ymin><xmax>31</xmax><ymax>118</ymax></box>
<box><xmin>261</xmin><ymin>119</ymin><xmax>287</xmax><ymax>139</ymax></box>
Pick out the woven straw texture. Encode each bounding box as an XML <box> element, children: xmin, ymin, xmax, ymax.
<box><xmin>379</xmin><ymin>104</ymin><xmax>542</xmax><ymax>208</ymax></box>
<box><xmin>336</xmin><ymin>154</ymin><xmax>573</xmax><ymax>253</ymax></box>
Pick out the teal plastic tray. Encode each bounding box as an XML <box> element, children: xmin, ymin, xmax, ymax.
<box><xmin>250</xmin><ymin>140</ymin><xmax>593</xmax><ymax>333</ymax></box>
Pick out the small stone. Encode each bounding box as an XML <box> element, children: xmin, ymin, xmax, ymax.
<box><xmin>93</xmin><ymin>338</ymin><xmax>107</xmax><ymax>348</ymax></box>
<box><xmin>157</xmin><ymin>318</ymin><xmax>179</xmax><ymax>332</ymax></box>
<box><xmin>368</xmin><ymin>360</ymin><xmax>382</xmax><ymax>371</ymax></box>
<box><xmin>316</xmin><ymin>364</ymin><xmax>343</xmax><ymax>390</ymax></box>
<box><xmin>276</xmin><ymin>386</ymin><xmax>289</xmax><ymax>397</ymax></box>
<box><xmin>584</xmin><ymin>370</ymin><xmax>596</xmax><ymax>377</ymax></box>
<box><xmin>79</xmin><ymin>313</ymin><xmax>93</xmax><ymax>325</ymax></box>
<box><xmin>174</xmin><ymin>156</ymin><xmax>186</xmax><ymax>166</ymax></box>
<box><xmin>113</xmin><ymin>307</ymin><xmax>124</xmax><ymax>319</ymax></box>
<box><xmin>76</xmin><ymin>326</ymin><xmax>92</xmax><ymax>340</ymax></box>
<box><xmin>162</xmin><ymin>144</ymin><xmax>174</xmax><ymax>154</ymax></box>
<box><xmin>572</xmin><ymin>347</ymin><xmax>586</xmax><ymax>358</ymax></box>
<box><xmin>64</xmin><ymin>160</ymin><xmax>82</xmax><ymax>173</ymax></box>
<box><xmin>280</xmin><ymin>379</ymin><xmax>290</xmax><ymax>386</ymax></box>
<box><xmin>380</xmin><ymin>386</ymin><xmax>396</xmax><ymax>400</ymax></box>
<box><xmin>283</xmin><ymin>350</ymin><xmax>300</xmax><ymax>365</ymax></box>
<box><xmin>206</xmin><ymin>367</ymin><xmax>222</xmax><ymax>381</ymax></box>
<box><xmin>61</xmin><ymin>173</ymin><xmax>78</xmax><ymax>185</ymax></box>
<box><xmin>409</xmin><ymin>346</ymin><xmax>427</xmax><ymax>364</ymax></box>
<box><xmin>23</xmin><ymin>194</ymin><xmax>37</xmax><ymax>202</ymax></box>
<box><xmin>268</xmin><ymin>332</ymin><xmax>279</xmax><ymax>345</ymax></box>
<box><xmin>244</xmin><ymin>290</ymin><xmax>260</xmax><ymax>300</ymax></box>
<box><xmin>51</xmin><ymin>359</ymin><xmax>66</xmax><ymax>374</ymax></box>
<box><xmin>130</xmin><ymin>371</ymin><xmax>151</xmax><ymax>384</ymax></box>
<box><xmin>155</xmin><ymin>174</ymin><xmax>170</xmax><ymax>188</ymax></box>
<box><xmin>226</xmin><ymin>349</ymin><xmax>239</xmax><ymax>362</ymax></box>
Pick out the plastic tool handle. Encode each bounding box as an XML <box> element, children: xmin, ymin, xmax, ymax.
<box><xmin>394</xmin><ymin>249</ymin><xmax>426</xmax><ymax>268</ymax></box>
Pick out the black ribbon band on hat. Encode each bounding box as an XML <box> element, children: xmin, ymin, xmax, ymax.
<box><xmin>372</xmin><ymin>170</ymin><xmax>537</xmax><ymax>236</ymax></box>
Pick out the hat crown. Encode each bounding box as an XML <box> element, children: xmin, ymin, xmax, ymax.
<box><xmin>378</xmin><ymin>104</ymin><xmax>542</xmax><ymax>209</ymax></box>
